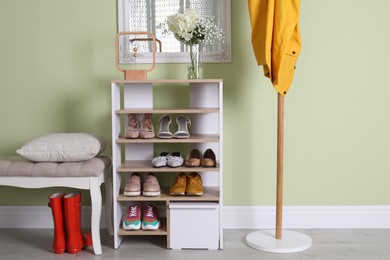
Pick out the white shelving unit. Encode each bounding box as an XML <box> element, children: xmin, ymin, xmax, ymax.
<box><xmin>111</xmin><ymin>79</ymin><xmax>223</xmax><ymax>250</ymax></box>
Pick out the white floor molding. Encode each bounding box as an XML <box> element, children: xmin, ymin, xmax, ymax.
<box><xmin>1</xmin><ymin>206</ymin><xmax>390</xmax><ymax>229</ymax></box>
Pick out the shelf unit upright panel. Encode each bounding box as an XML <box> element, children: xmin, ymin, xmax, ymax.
<box><xmin>111</xmin><ymin>79</ymin><xmax>223</xmax><ymax>250</ymax></box>
<box><xmin>189</xmin><ymin>81</ymin><xmax>223</xmax><ymax>249</ymax></box>
<box><xmin>111</xmin><ymin>81</ymin><xmax>123</xmax><ymax>249</ymax></box>
<box><xmin>112</xmin><ymin>81</ymin><xmax>155</xmax><ymax>249</ymax></box>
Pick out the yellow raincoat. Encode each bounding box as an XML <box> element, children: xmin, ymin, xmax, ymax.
<box><xmin>248</xmin><ymin>0</ymin><xmax>302</xmax><ymax>96</ymax></box>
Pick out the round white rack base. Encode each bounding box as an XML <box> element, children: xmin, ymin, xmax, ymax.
<box><xmin>246</xmin><ymin>230</ymin><xmax>312</xmax><ymax>253</ymax></box>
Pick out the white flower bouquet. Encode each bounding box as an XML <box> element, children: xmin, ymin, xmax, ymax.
<box><xmin>166</xmin><ymin>9</ymin><xmax>224</xmax><ymax>46</ymax></box>
<box><xmin>163</xmin><ymin>8</ymin><xmax>224</xmax><ymax>78</ymax></box>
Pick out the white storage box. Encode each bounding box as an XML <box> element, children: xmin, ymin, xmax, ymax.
<box><xmin>169</xmin><ymin>202</ymin><xmax>220</xmax><ymax>250</ymax></box>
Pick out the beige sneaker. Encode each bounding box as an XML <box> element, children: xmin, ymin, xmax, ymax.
<box><xmin>124</xmin><ymin>173</ymin><xmax>141</xmax><ymax>196</ymax></box>
<box><xmin>140</xmin><ymin>113</ymin><xmax>155</xmax><ymax>139</ymax></box>
<box><xmin>124</xmin><ymin>114</ymin><xmax>139</xmax><ymax>139</ymax></box>
<box><xmin>143</xmin><ymin>173</ymin><xmax>161</xmax><ymax>196</ymax></box>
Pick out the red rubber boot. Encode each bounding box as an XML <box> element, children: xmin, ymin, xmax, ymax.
<box><xmin>64</xmin><ymin>192</ymin><xmax>92</xmax><ymax>254</ymax></box>
<box><xmin>48</xmin><ymin>192</ymin><xmax>66</xmax><ymax>254</ymax></box>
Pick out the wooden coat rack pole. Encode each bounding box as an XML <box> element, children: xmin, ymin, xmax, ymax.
<box><xmin>276</xmin><ymin>93</ymin><xmax>284</xmax><ymax>239</ymax></box>
<box><xmin>245</xmin><ymin>92</ymin><xmax>312</xmax><ymax>253</ymax></box>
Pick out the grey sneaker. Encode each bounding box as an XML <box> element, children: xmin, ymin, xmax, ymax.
<box><xmin>124</xmin><ymin>173</ymin><xmax>141</xmax><ymax>196</ymax></box>
<box><xmin>143</xmin><ymin>173</ymin><xmax>161</xmax><ymax>196</ymax></box>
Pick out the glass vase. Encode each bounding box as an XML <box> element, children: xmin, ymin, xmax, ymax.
<box><xmin>186</xmin><ymin>44</ymin><xmax>203</xmax><ymax>79</ymax></box>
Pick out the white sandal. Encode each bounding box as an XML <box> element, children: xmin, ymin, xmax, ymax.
<box><xmin>157</xmin><ymin>114</ymin><xmax>173</xmax><ymax>139</ymax></box>
<box><xmin>173</xmin><ymin>115</ymin><xmax>191</xmax><ymax>139</ymax></box>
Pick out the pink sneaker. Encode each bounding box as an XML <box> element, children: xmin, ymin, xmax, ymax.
<box><xmin>142</xmin><ymin>204</ymin><xmax>160</xmax><ymax>230</ymax></box>
<box><xmin>123</xmin><ymin>203</ymin><xmax>141</xmax><ymax>230</ymax></box>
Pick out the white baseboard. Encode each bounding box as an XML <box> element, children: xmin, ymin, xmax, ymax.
<box><xmin>223</xmin><ymin>206</ymin><xmax>390</xmax><ymax>229</ymax></box>
<box><xmin>1</xmin><ymin>206</ymin><xmax>390</xmax><ymax>229</ymax></box>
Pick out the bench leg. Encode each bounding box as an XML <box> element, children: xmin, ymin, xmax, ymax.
<box><xmin>104</xmin><ymin>168</ymin><xmax>114</xmax><ymax>236</ymax></box>
<box><xmin>90</xmin><ymin>176</ymin><xmax>102</xmax><ymax>255</ymax></box>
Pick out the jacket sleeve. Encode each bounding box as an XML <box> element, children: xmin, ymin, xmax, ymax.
<box><xmin>271</xmin><ymin>0</ymin><xmax>302</xmax><ymax>95</ymax></box>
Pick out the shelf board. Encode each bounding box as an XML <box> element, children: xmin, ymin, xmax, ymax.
<box><xmin>118</xmin><ymin>221</ymin><xmax>167</xmax><ymax>236</ymax></box>
<box><xmin>112</xmin><ymin>79</ymin><xmax>222</xmax><ymax>84</ymax></box>
<box><xmin>117</xmin><ymin>160</ymin><xmax>219</xmax><ymax>173</ymax></box>
<box><xmin>117</xmin><ymin>187</ymin><xmax>220</xmax><ymax>202</ymax></box>
<box><xmin>116</xmin><ymin>134</ymin><xmax>219</xmax><ymax>144</ymax></box>
<box><xmin>115</xmin><ymin>107</ymin><xmax>219</xmax><ymax>114</ymax></box>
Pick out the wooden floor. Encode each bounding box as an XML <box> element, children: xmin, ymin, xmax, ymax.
<box><xmin>0</xmin><ymin>229</ymin><xmax>389</xmax><ymax>259</ymax></box>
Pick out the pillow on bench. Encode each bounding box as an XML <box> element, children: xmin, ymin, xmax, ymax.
<box><xmin>16</xmin><ymin>133</ymin><xmax>107</xmax><ymax>162</ymax></box>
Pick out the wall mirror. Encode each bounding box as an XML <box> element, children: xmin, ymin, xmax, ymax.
<box><xmin>117</xmin><ymin>0</ymin><xmax>231</xmax><ymax>64</ymax></box>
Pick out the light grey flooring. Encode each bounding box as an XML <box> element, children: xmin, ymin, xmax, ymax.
<box><xmin>0</xmin><ymin>229</ymin><xmax>389</xmax><ymax>259</ymax></box>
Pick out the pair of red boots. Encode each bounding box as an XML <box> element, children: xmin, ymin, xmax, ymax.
<box><xmin>48</xmin><ymin>192</ymin><xmax>92</xmax><ymax>254</ymax></box>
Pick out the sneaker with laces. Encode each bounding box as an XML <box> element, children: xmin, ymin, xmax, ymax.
<box><xmin>140</xmin><ymin>113</ymin><xmax>155</xmax><ymax>139</ymax></box>
<box><xmin>124</xmin><ymin>173</ymin><xmax>141</xmax><ymax>196</ymax></box>
<box><xmin>142</xmin><ymin>204</ymin><xmax>160</xmax><ymax>230</ymax></box>
<box><xmin>143</xmin><ymin>173</ymin><xmax>161</xmax><ymax>196</ymax></box>
<box><xmin>169</xmin><ymin>173</ymin><xmax>187</xmax><ymax>195</ymax></box>
<box><xmin>123</xmin><ymin>203</ymin><xmax>141</xmax><ymax>230</ymax></box>
<box><xmin>186</xmin><ymin>172</ymin><xmax>203</xmax><ymax>196</ymax></box>
<box><xmin>124</xmin><ymin>113</ymin><xmax>139</xmax><ymax>139</ymax></box>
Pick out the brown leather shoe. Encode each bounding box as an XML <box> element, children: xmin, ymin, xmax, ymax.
<box><xmin>185</xmin><ymin>149</ymin><xmax>201</xmax><ymax>167</ymax></box>
<box><xmin>186</xmin><ymin>172</ymin><xmax>203</xmax><ymax>196</ymax></box>
<box><xmin>169</xmin><ymin>173</ymin><xmax>187</xmax><ymax>196</ymax></box>
<box><xmin>140</xmin><ymin>113</ymin><xmax>155</xmax><ymax>139</ymax></box>
<box><xmin>124</xmin><ymin>113</ymin><xmax>139</xmax><ymax>139</ymax></box>
<box><xmin>201</xmin><ymin>149</ymin><xmax>216</xmax><ymax>167</ymax></box>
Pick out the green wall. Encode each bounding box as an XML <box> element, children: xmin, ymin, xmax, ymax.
<box><xmin>1</xmin><ymin>0</ymin><xmax>390</xmax><ymax>206</ymax></box>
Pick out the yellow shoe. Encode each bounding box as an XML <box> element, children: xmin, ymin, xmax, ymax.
<box><xmin>170</xmin><ymin>173</ymin><xmax>187</xmax><ymax>196</ymax></box>
<box><xmin>186</xmin><ymin>172</ymin><xmax>203</xmax><ymax>196</ymax></box>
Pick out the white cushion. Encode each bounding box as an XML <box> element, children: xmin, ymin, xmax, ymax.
<box><xmin>16</xmin><ymin>133</ymin><xmax>107</xmax><ymax>162</ymax></box>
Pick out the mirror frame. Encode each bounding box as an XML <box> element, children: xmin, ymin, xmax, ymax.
<box><xmin>117</xmin><ymin>0</ymin><xmax>231</xmax><ymax>63</ymax></box>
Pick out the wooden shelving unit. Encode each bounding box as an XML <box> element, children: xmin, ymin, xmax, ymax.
<box><xmin>117</xmin><ymin>187</ymin><xmax>220</xmax><ymax>202</ymax></box>
<box><xmin>116</xmin><ymin>108</ymin><xmax>219</xmax><ymax>114</ymax></box>
<box><xmin>118</xmin><ymin>220</ymin><xmax>168</xmax><ymax>236</ymax></box>
<box><xmin>116</xmin><ymin>161</ymin><xmax>220</xmax><ymax>173</ymax></box>
<box><xmin>111</xmin><ymin>79</ymin><xmax>223</xmax><ymax>250</ymax></box>
<box><xmin>116</xmin><ymin>134</ymin><xmax>219</xmax><ymax>144</ymax></box>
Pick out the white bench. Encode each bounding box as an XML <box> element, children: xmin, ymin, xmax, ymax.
<box><xmin>0</xmin><ymin>155</ymin><xmax>112</xmax><ymax>255</ymax></box>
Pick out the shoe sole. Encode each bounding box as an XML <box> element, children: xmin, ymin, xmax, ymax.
<box><xmin>124</xmin><ymin>191</ymin><xmax>141</xmax><ymax>196</ymax></box>
<box><xmin>167</xmin><ymin>164</ymin><xmax>183</xmax><ymax>167</ymax></box>
<box><xmin>123</xmin><ymin>221</ymin><xmax>141</xmax><ymax>230</ymax></box>
<box><xmin>142</xmin><ymin>191</ymin><xmax>161</xmax><ymax>196</ymax></box>
<box><xmin>157</xmin><ymin>135</ymin><xmax>173</xmax><ymax>139</ymax></box>
<box><xmin>186</xmin><ymin>192</ymin><xmax>203</xmax><ymax>196</ymax></box>
<box><xmin>142</xmin><ymin>222</ymin><xmax>160</xmax><ymax>230</ymax></box>
<box><xmin>152</xmin><ymin>164</ymin><xmax>167</xmax><ymax>168</ymax></box>
<box><xmin>170</xmin><ymin>192</ymin><xmax>185</xmax><ymax>196</ymax></box>
<box><xmin>184</xmin><ymin>163</ymin><xmax>200</xmax><ymax>167</ymax></box>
